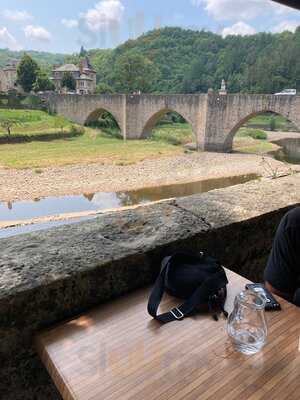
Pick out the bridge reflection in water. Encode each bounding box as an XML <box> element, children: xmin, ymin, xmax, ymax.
<box><xmin>0</xmin><ymin>174</ymin><xmax>258</xmax><ymax>238</ymax></box>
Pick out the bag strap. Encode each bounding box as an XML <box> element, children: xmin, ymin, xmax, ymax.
<box><xmin>147</xmin><ymin>257</ymin><xmax>228</xmax><ymax>323</ymax></box>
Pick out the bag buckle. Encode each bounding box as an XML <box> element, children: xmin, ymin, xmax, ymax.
<box><xmin>170</xmin><ymin>308</ymin><xmax>184</xmax><ymax>320</ymax></box>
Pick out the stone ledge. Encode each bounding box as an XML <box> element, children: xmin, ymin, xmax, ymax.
<box><xmin>176</xmin><ymin>174</ymin><xmax>300</xmax><ymax>228</ymax></box>
<box><xmin>1</xmin><ymin>174</ymin><xmax>300</xmax><ymax>399</ymax></box>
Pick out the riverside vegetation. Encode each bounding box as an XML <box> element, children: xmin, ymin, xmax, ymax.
<box><xmin>0</xmin><ymin>109</ymin><xmax>296</xmax><ymax>169</ymax></box>
<box><xmin>0</xmin><ymin>109</ymin><xmax>185</xmax><ymax>169</ymax></box>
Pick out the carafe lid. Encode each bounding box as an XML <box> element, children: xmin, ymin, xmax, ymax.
<box><xmin>237</xmin><ymin>290</ymin><xmax>266</xmax><ymax>310</ymax></box>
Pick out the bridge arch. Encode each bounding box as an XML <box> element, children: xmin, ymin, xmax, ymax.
<box><xmin>84</xmin><ymin>107</ymin><xmax>122</xmax><ymax>130</ymax></box>
<box><xmin>141</xmin><ymin>108</ymin><xmax>197</xmax><ymax>142</ymax></box>
<box><xmin>224</xmin><ymin>110</ymin><xmax>300</xmax><ymax>152</ymax></box>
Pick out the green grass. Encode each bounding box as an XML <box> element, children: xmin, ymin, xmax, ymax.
<box><xmin>152</xmin><ymin>123</ymin><xmax>194</xmax><ymax>145</ymax></box>
<box><xmin>0</xmin><ymin>131</ymin><xmax>185</xmax><ymax>169</ymax></box>
<box><xmin>0</xmin><ymin>109</ymin><xmax>72</xmax><ymax>136</ymax></box>
<box><xmin>234</xmin><ymin>141</ymin><xmax>277</xmax><ymax>154</ymax></box>
<box><xmin>234</xmin><ymin>125</ymin><xmax>278</xmax><ymax>154</ymax></box>
<box><xmin>245</xmin><ymin>113</ymin><xmax>297</xmax><ymax>131</ymax></box>
<box><xmin>236</xmin><ymin>127</ymin><xmax>267</xmax><ymax>140</ymax></box>
<box><xmin>2</xmin><ymin>110</ymin><xmax>287</xmax><ymax>169</ymax></box>
<box><xmin>0</xmin><ymin>111</ymin><xmax>194</xmax><ymax>169</ymax></box>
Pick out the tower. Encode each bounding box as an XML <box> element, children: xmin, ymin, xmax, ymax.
<box><xmin>219</xmin><ymin>79</ymin><xmax>227</xmax><ymax>95</ymax></box>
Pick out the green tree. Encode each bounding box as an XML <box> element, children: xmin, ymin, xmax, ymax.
<box><xmin>33</xmin><ymin>70</ymin><xmax>55</xmax><ymax>92</ymax></box>
<box><xmin>0</xmin><ymin>118</ymin><xmax>20</xmax><ymax>136</ymax></box>
<box><xmin>95</xmin><ymin>83</ymin><xmax>115</xmax><ymax>94</ymax></box>
<box><xmin>79</xmin><ymin>46</ymin><xmax>87</xmax><ymax>57</ymax></box>
<box><xmin>17</xmin><ymin>54</ymin><xmax>40</xmax><ymax>93</ymax></box>
<box><xmin>61</xmin><ymin>72</ymin><xmax>76</xmax><ymax>91</ymax></box>
<box><xmin>111</xmin><ymin>51</ymin><xmax>160</xmax><ymax>93</ymax></box>
<box><xmin>269</xmin><ymin>116</ymin><xmax>276</xmax><ymax>131</ymax></box>
<box><xmin>6</xmin><ymin>26</ymin><xmax>300</xmax><ymax>96</ymax></box>
<box><xmin>182</xmin><ymin>56</ymin><xmax>215</xmax><ymax>93</ymax></box>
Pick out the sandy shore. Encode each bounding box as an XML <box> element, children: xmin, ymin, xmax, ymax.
<box><xmin>0</xmin><ymin>151</ymin><xmax>297</xmax><ymax>203</ymax></box>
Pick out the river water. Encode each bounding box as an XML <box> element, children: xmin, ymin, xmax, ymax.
<box><xmin>1</xmin><ymin>135</ymin><xmax>300</xmax><ymax>239</ymax></box>
<box><xmin>0</xmin><ymin>174</ymin><xmax>258</xmax><ymax>238</ymax></box>
<box><xmin>272</xmin><ymin>138</ymin><xmax>300</xmax><ymax>165</ymax></box>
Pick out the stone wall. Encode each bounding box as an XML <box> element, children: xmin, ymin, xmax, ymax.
<box><xmin>46</xmin><ymin>94</ymin><xmax>127</xmax><ymax>134</ymax></box>
<box><xmin>1</xmin><ymin>174</ymin><xmax>300</xmax><ymax>399</ymax></box>
<box><xmin>0</xmin><ymin>66</ymin><xmax>17</xmax><ymax>93</ymax></box>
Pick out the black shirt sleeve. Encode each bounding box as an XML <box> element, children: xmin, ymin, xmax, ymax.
<box><xmin>264</xmin><ymin>208</ymin><xmax>300</xmax><ymax>294</ymax></box>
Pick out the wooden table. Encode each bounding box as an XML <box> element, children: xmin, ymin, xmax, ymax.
<box><xmin>36</xmin><ymin>269</ymin><xmax>300</xmax><ymax>400</ymax></box>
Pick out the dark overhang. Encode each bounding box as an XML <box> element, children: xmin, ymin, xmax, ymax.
<box><xmin>272</xmin><ymin>0</ymin><xmax>300</xmax><ymax>10</ymax></box>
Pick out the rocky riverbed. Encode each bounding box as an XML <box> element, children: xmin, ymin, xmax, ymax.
<box><xmin>0</xmin><ymin>151</ymin><xmax>297</xmax><ymax>203</ymax></box>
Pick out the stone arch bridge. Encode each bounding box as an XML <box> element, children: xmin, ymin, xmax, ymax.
<box><xmin>45</xmin><ymin>93</ymin><xmax>300</xmax><ymax>152</ymax></box>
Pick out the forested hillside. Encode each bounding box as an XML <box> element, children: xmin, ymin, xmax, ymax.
<box><xmin>1</xmin><ymin>26</ymin><xmax>300</xmax><ymax>94</ymax></box>
<box><xmin>93</xmin><ymin>27</ymin><xmax>300</xmax><ymax>94</ymax></box>
<box><xmin>0</xmin><ymin>49</ymin><xmax>65</xmax><ymax>72</ymax></box>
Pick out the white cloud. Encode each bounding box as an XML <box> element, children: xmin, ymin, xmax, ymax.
<box><xmin>61</xmin><ymin>18</ymin><xmax>79</xmax><ymax>28</ymax></box>
<box><xmin>222</xmin><ymin>22</ymin><xmax>257</xmax><ymax>37</ymax></box>
<box><xmin>24</xmin><ymin>25</ymin><xmax>51</xmax><ymax>42</ymax></box>
<box><xmin>0</xmin><ymin>27</ymin><xmax>22</xmax><ymax>50</ymax></box>
<box><xmin>273</xmin><ymin>20</ymin><xmax>300</xmax><ymax>33</ymax></box>
<box><xmin>2</xmin><ymin>9</ymin><xmax>33</xmax><ymax>22</ymax></box>
<box><xmin>193</xmin><ymin>0</ymin><xmax>293</xmax><ymax>21</ymax></box>
<box><xmin>82</xmin><ymin>0</ymin><xmax>124</xmax><ymax>32</ymax></box>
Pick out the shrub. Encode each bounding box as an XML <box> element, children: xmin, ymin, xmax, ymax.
<box><xmin>101</xmin><ymin>127</ymin><xmax>123</xmax><ymax>140</ymax></box>
<box><xmin>238</xmin><ymin>128</ymin><xmax>267</xmax><ymax>140</ymax></box>
<box><xmin>165</xmin><ymin>136</ymin><xmax>182</xmax><ymax>145</ymax></box>
<box><xmin>249</xmin><ymin>130</ymin><xmax>267</xmax><ymax>140</ymax></box>
<box><xmin>88</xmin><ymin>112</ymin><xmax>119</xmax><ymax>129</ymax></box>
<box><xmin>269</xmin><ymin>116</ymin><xmax>276</xmax><ymax>131</ymax></box>
<box><xmin>20</xmin><ymin>95</ymin><xmax>44</xmax><ymax>108</ymax></box>
<box><xmin>70</xmin><ymin>125</ymin><xmax>85</xmax><ymax>135</ymax></box>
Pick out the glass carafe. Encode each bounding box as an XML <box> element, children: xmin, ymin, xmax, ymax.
<box><xmin>227</xmin><ymin>290</ymin><xmax>268</xmax><ymax>355</ymax></box>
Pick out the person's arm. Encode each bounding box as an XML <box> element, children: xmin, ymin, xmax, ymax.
<box><xmin>265</xmin><ymin>281</ymin><xmax>293</xmax><ymax>302</ymax></box>
<box><xmin>264</xmin><ymin>209</ymin><xmax>300</xmax><ymax>302</ymax></box>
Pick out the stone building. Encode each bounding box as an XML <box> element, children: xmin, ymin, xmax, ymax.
<box><xmin>51</xmin><ymin>57</ymin><xmax>96</xmax><ymax>95</ymax></box>
<box><xmin>0</xmin><ymin>60</ymin><xmax>18</xmax><ymax>93</ymax></box>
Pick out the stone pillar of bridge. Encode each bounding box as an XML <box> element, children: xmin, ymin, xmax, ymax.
<box><xmin>202</xmin><ymin>91</ymin><xmax>232</xmax><ymax>152</ymax></box>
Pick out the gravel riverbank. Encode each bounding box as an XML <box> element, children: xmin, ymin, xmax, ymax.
<box><xmin>0</xmin><ymin>151</ymin><xmax>296</xmax><ymax>203</ymax></box>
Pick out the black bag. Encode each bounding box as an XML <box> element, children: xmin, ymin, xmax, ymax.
<box><xmin>147</xmin><ymin>252</ymin><xmax>229</xmax><ymax>323</ymax></box>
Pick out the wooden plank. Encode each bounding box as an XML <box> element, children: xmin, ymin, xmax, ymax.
<box><xmin>35</xmin><ymin>269</ymin><xmax>300</xmax><ymax>400</ymax></box>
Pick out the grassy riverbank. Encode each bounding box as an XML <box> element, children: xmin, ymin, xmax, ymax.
<box><xmin>245</xmin><ymin>114</ymin><xmax>298</xmax><ymax>132</ymax></box>
<box><xmin>0</xmin><ymin>110</ymin><xmax>192</xmax><ymax>169</ymax></box>
<box><xmin>0</xmin><ymin>109</ymin><xmax>294</xmax><ymax>169</ymax></box>
<box><xmin>0</xmin><ymin>109</ymin><xmax>72</xmax><ymax>137</ymax></box>
<box><xmin>0</xmin><ymin>130</ymin><xmax>186</xmax><ymax>169</ymax></box>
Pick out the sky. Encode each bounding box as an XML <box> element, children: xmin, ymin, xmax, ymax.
<box><xmin>0</xmin><ymin>0</ymin><xmax>299</xmax><ymax>54</ymax></box>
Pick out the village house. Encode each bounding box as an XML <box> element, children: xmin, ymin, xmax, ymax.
<box><xmin>0</xmin><ymin>60</ymin><xmax>18</xmax><ymax>93</ymax></box>
<box><xmin>50</xmin><ymin>57</ymin><xmax>96</xmax><ymax>95</ymax></box>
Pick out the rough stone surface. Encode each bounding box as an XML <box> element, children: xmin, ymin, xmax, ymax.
<box><xmin>177</xmin><ymin>174</ymin><xmax>300</xmax><ymax>281</ymax></box>
<box><xmin>1</xmin><ymin>174</ymin><xmax>300</xmax><ymax>399</ymax></box>
<box><xmin>176</xmin><ymin>175</ymin><xmax>300</xmax><ymax>228</ymax></box>
<box><xmin>204</xmin><ymin>93</ymin><xmax>300</xmax><ymax>151</ymax></box>
<box><xmin>46</xmin><ymin>93</ymin><xmax>300</xmax><ymax>151</ymax></box>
